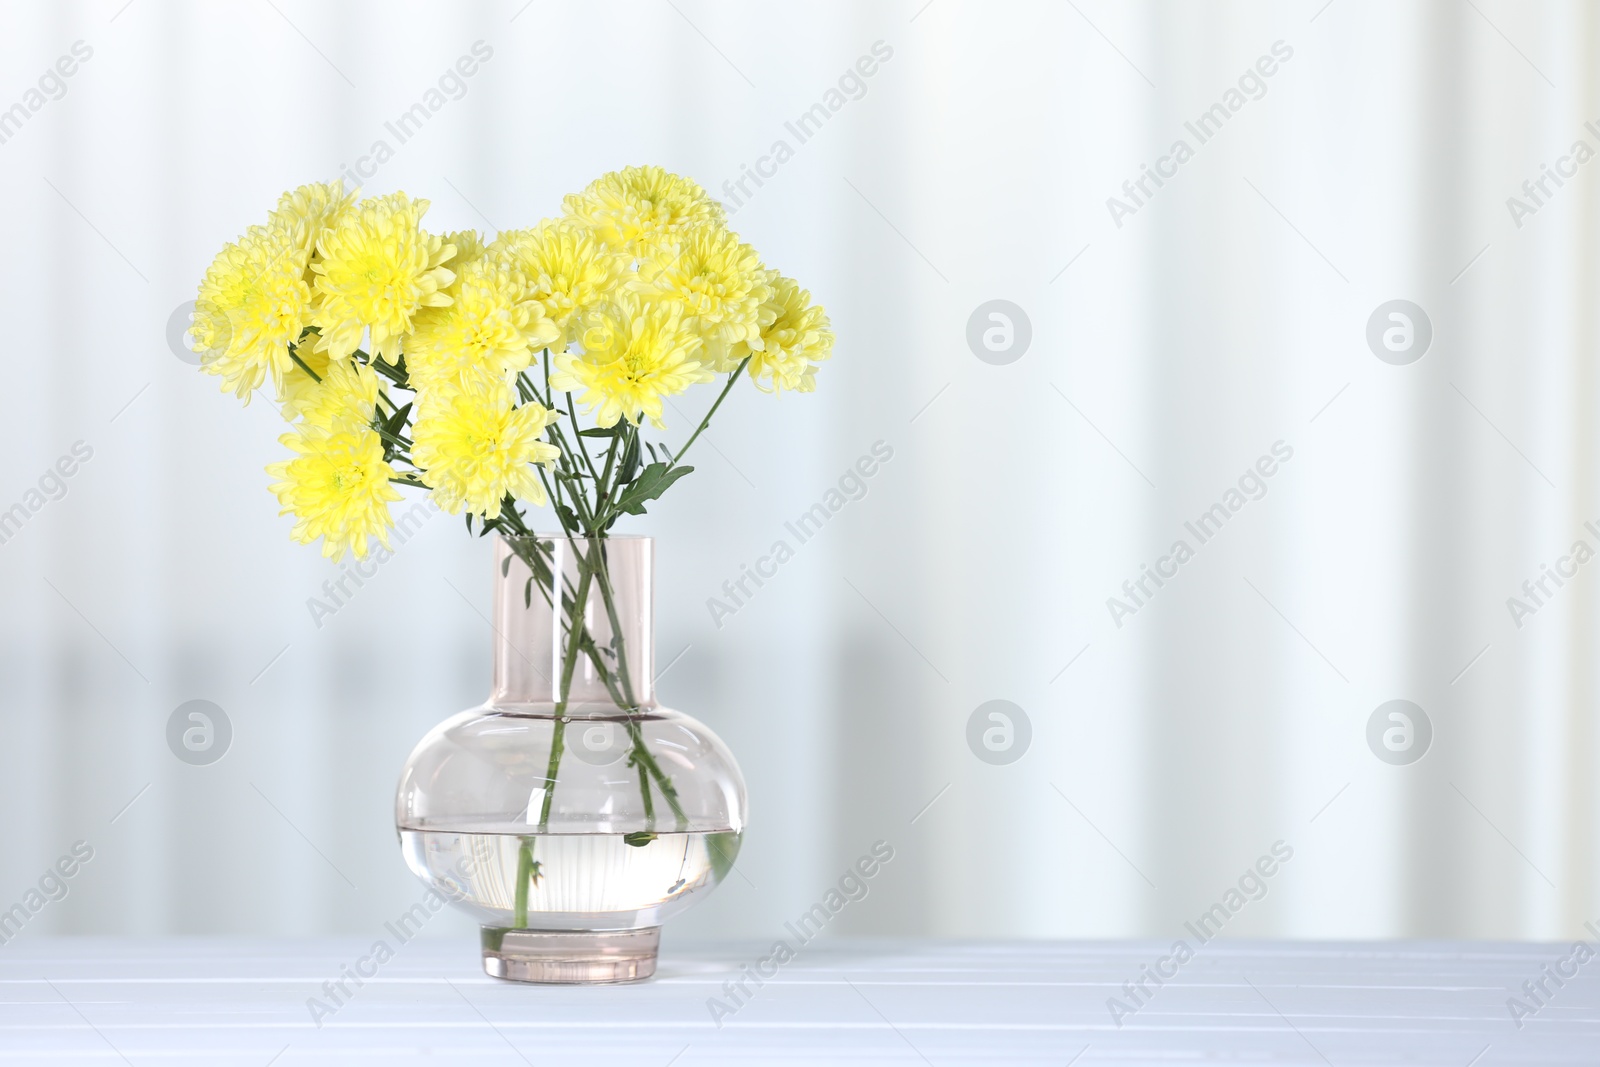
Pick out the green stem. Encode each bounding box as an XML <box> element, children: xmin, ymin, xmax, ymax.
<box><xmin>588</xmin><ymin>425</ymin><xmax>637</xmax><ymax>530</ymax></box>
<box><xmin>547</xmin><ymin>432</ymin><xmax>597</xmax><ymax>528</ymax></box>
<box><xmin>537</xmin><ymin>720</ymin><xmax>566</xmax><ymax>828</ymax></box>
<box><xmin>498</xmin><ymin>497</ymin><xmax>531</xmax><ymax>536</ymax></box>
<box><xmin>371</xmin><ymin>422</ymin><xmax>412</xmax><ymax>452</ymax></box>
<box><xmin>287</xmin><ymin>347</ymin><xmax>323</xmax><ymax>384</ymax></box>
<box><xmin>584</xmin><ymin>537</ymin><xmax>686</xmax><ymax>830</ymax></box>
<box><xmin>566</xmin><ymin>390</ymin><xmax>602</xmax><ymax>484</ymax></box>
<box><xmin>503</xmin><ymin>349</ymin><xmax>706</xmax><ymax>914</ymax></box>
<box><xmin>515</xmin><ymin>370</ymin><xmax>541</xmax><ymax>407</ymax></box>
<box><xmin>512</xmin><ymin>535</ymin><xmax>686</xmax><ymax>831</ymax></box>
<box><xmin>536</xmin><ymin>560</ymin><xmax>595</xmax><ymax>831</ymax></box>
<box><xmin>513</xmin><ymin>837</ymin><xmax>533</xmax><ymax>928</ymax></box>
<box><xmin>636</xmin><ymin>761</ymin><xmax>654</xmax><ymax>825</ymax></box>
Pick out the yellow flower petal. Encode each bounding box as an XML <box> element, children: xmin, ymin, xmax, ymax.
<box><xmin>744</xmin><ymin>273</ymin><xmax>833</xmax><ymax>393</ymax></box>
<box><xmin>562</xmin><ymin>165</ymin><xmax>725</xmax><ymax>257</ymax></box>
<box><xmin>405</xmin><ymin>256</ymin><xmax>560</xmax><ymax>396</ymax></box>
<box><xmin>311</xmin><ymin>192</ymin><xmax>456</xmax><ymax>363</ymax></box>
<box><xmin>266</xmin><ymin>419</ymin><xmax>401</xmax><ymax>561</ymax></box>
<box><xmin>412</xmin><ymin>374</ymin><xmax>560</xmax><ymax>518</ymax></box>
<box><xmin>551</xmin><ymin>290</ymin><xmax>710</xmax><ymax>429</ymax></box>
<box><xmin>191</xmin><ymin>225</ymin><xmax>312</xmax><ymax>401</ymax></box>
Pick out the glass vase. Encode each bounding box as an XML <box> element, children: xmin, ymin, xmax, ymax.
<box><xmin>395</xmin><ymin>534</ymin><xmax>746</xmax><ymax>983</ymax></box>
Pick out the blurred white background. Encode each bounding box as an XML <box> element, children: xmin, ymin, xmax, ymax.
<box><xmin>1</xmin><ymin>0</ymin><xmax>1597</xmax><ymax>948</ymax></box>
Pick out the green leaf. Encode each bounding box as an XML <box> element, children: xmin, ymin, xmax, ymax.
<box><xmin>386</xmin><ymin>402</ymin><xmax>413</xmax><ymax>434</ymax></box>
<box><xmin>613</xmin><ymin>463</ymin><xmax>694</xmax><ymax>516</ymax></box>
<box><xmin>371</xmin><ymin>353</ymin><xmax>412</xmax><ymax>390</ymax></box>
<box><xmin>623</xmin><ymin>831</ymin><xmax>657</xmax><ymax>848</ymax></box>
<box><xmin>579</xmin><ymin>426</ymin><xmax>620</xmax><ymax>438</ymax></box>
<box><xmin>706</xmin><ymin>831</ymin><xmax>742</xmax><ymax>882</ymax></box>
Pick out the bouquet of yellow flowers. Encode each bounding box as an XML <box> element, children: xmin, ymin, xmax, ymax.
<box><xmin>189</xmin><ymin>165</ymin><xmax>833</xmax><ymax>561</ymax></box>
<box><xmin>193</xmin><ymin>170</ymin><xmax>830</xmax><ymax>938</ymax></box>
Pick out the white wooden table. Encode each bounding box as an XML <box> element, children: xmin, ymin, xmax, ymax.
<box><xmin>0</xmin><ymin>939</ymin><xmax>1594</xmax><ymax>1064</ymax></box>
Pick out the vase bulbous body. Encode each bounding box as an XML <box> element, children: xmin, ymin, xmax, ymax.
<box><xmin>395</xmin><ymin>535</ymin><xmax>746</xmax><ymax>983</ymax></box>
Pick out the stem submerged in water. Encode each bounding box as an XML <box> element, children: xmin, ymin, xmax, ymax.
<box><xmin>499</xmin><ymin>357</ymin><xmax>727</xmax><ymax>926</ymax></box>
<box><xmin>537</xmin><ymin>558</ymin><xmax>595</xmax><ymax>832</ymax></box>
<box><xmin>513</xmin><ymin>837</ymin><xmax>535</xmax><ymax>928</ymax></box>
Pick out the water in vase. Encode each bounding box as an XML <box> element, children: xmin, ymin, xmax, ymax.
<box><xmin>400</xmin><ymin>828</ymin><xmax>742</xmax><ymax>929</ymax></box>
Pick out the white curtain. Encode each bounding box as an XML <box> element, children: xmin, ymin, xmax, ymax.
<box><xmin>0</xmin><ymin>0</ymin><xmax>1595</xmax><ymax>942</ymax></box>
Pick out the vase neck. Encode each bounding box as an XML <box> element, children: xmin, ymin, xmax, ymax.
<box><xmin>490</xmin><ymin>535</ymin><xmax>655</xmax><ymax>710</ymax></box>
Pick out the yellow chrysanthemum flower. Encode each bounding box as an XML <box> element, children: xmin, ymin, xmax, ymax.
<box><xmin>405</xmin><ymin>257</ymin><xmax>561</xmax><ymax>396</ymax></box>
<box><xmin>311</xmin><ymin>192</ymin><xmax>456</xmax><ymax>363</ymax></box>
<box><xmin>491</xmin><ymin>219</ymin><xmax>627</xmax><ymax>344</ymax></box>
<box><xmin>269</xmin><ymin>180</ymin><xmax>357</xmax><ymax>285</ymax></box>
<box><xmin>743</xmin><ymin>274</ymin><xmax>834</xmax><ymax>393</ymax></box>
<box><xmin>191</xmin><ymin>225</ymin><xmax>313</xmax><ymax>401</ymax></box>
<box><xmin>443</xmin><ymin>228</ymin><xmax>489</xmax><ymax>270</ymax></box>
<box><xmin>551</xmin><ymin>291</ymin><xmax>710</xmax><ymax>429</ymax></box>
<box><xmin>266</xmin><ymin>419</ymin><xmax>401</xmax><ymax>561</ymax></box>
<box><xmin>636</xmin><ymin>223</ymin><xmax>771</xmax><ymax>371</ymax></box>
<box><xmin>412</xmin><ymin>375</ymin><xmax>560</xmax><ymax>518</ymax></box>
<box><xmin>562</xmin><ymin>165</ymin><xmax>725</xmax><ymax>256</ymax></box>
<box><xmin>285</xmin><ymin>356</ymin><xmax>382</xmax><ymax>429</ymax></box>
<box><xmin>275</xmin><ymin>341</ymin><xmax>330</xmax><ymax>420</ymax></box>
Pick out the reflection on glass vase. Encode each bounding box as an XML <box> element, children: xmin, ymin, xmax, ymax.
<box><xmin>395</xmin><ymin>535</ymin><xmax>746</xmax><ymax>983</ymax></box>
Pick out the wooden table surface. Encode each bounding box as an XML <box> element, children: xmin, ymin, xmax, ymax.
<box><xmin>0</xmin><ymin>938</ymin><xmax>1595</xmax><ymax>1064</ymax></box>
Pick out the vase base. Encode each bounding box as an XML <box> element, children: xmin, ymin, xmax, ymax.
<box><xmin>481</xmin><ymin>926</ymin><xmax>660</xmax><ymax>984</ymax></box>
